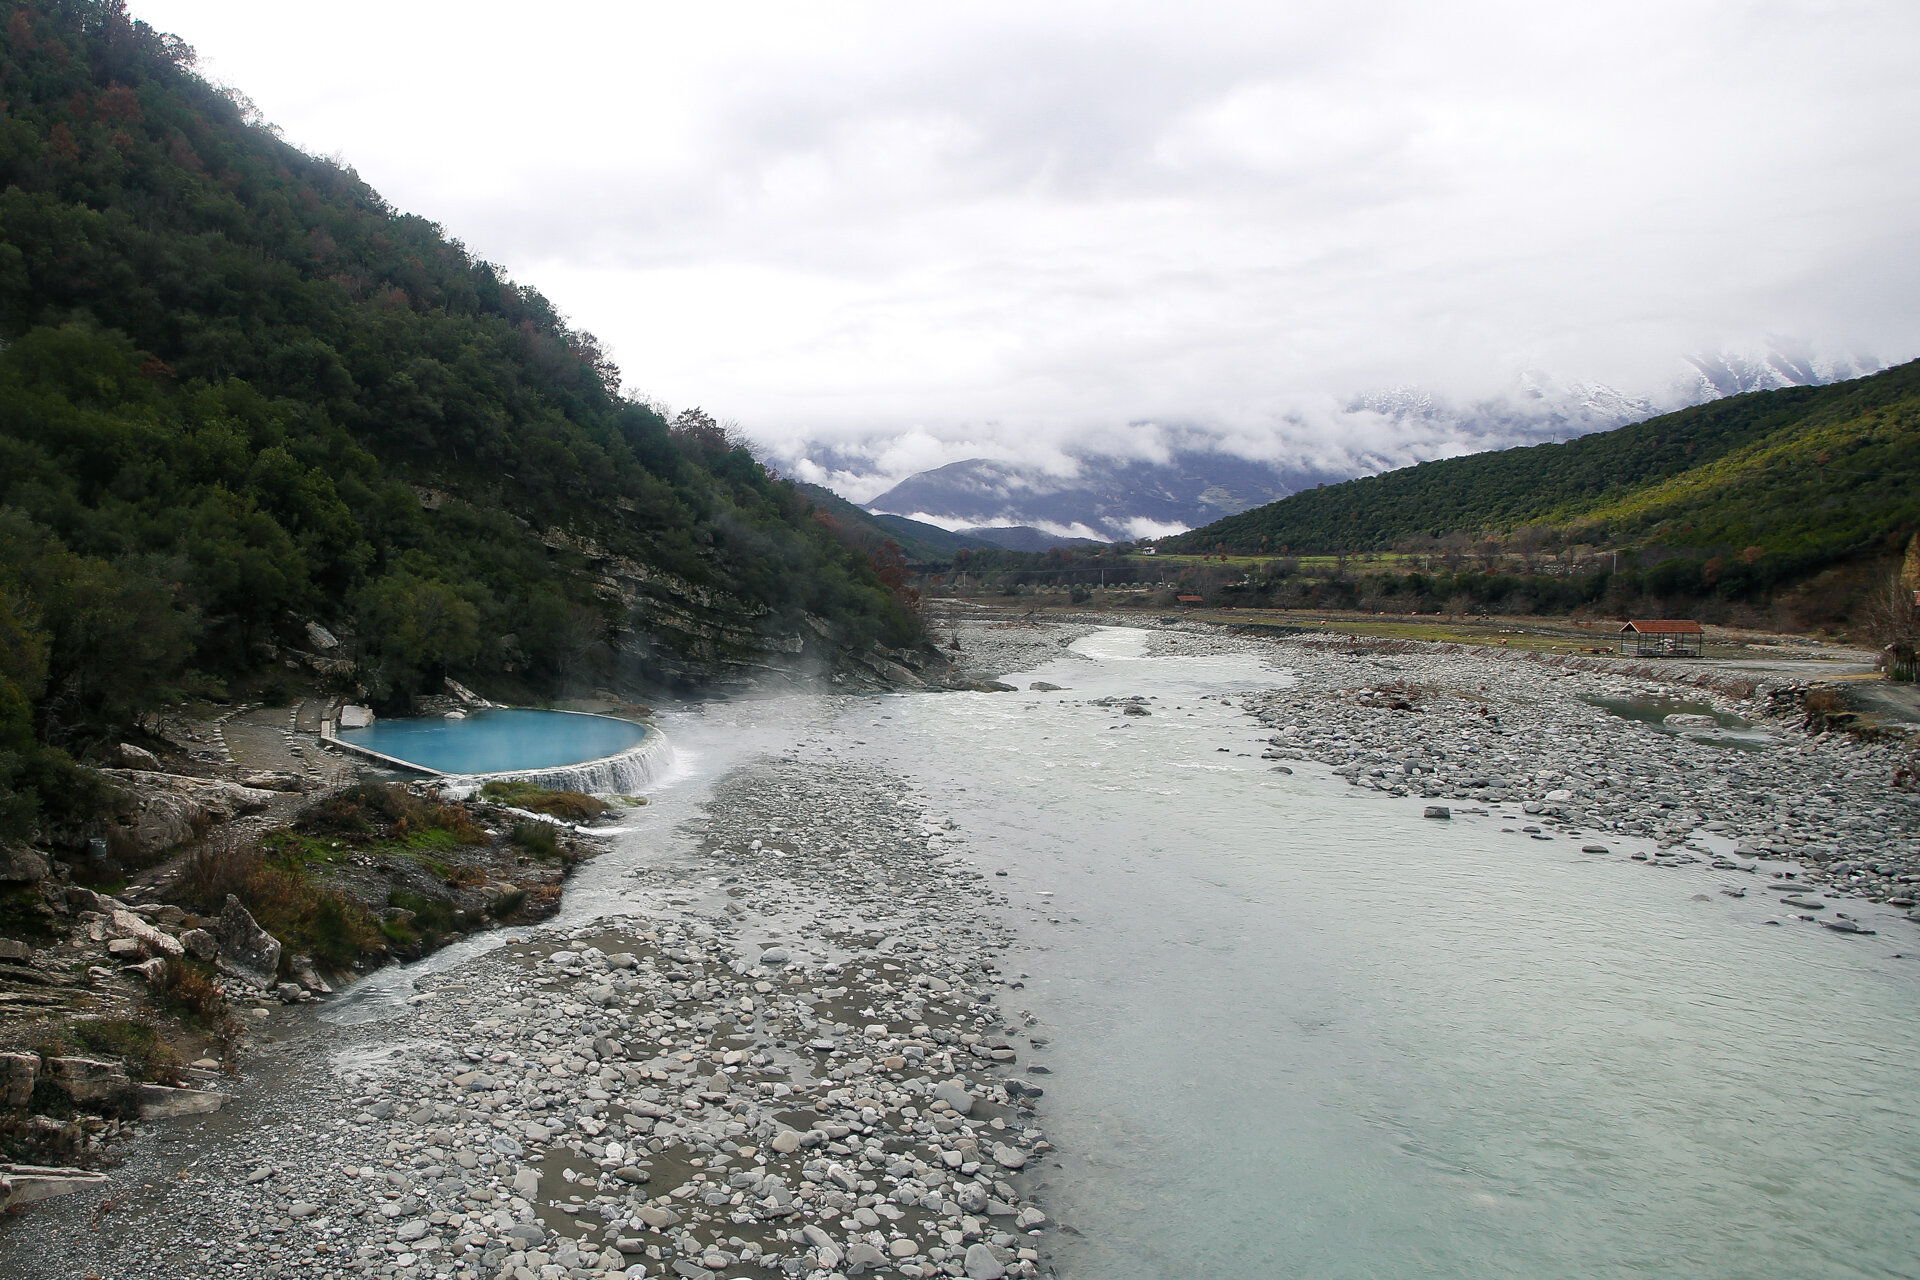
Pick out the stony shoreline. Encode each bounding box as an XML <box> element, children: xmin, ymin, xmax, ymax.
<box><xmin>935</xmin><ymin>606</ymin><xmax>1919</xmax><ymax>911</ymax></box>
<box><xmin>1</xmin><ymin>760</ymin><xmax>1050</xmax><ymax>1280</ymax></box>
<box><xmin>1133</xmin><ymin>621</ymin><xmax>1920</xmax><ymax>913</ymax></box>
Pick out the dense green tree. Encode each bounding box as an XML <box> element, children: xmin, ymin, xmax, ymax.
<box><xmin>0</xmin><ymin>0</ymin><xmax>916</xmax><ymax>840</ymax></box>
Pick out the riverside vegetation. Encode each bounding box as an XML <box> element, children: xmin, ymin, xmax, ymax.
<box><xmin>0</xmin><ymin>777</ymin><xmax>614</xmax><ymax>1178</ymax></box>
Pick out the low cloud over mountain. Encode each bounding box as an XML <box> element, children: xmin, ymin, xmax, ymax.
<box><xmin>789</xmin><ymin>349</ymin><xmax>1877</xmax><ymax>541</ymax></box>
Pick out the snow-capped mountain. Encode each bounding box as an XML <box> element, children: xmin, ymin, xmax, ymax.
<box><xmin>862</xmin><ymin>452</ymin><xmax>1345</xmax><ymax>543</ymax></box>
<box><xmin>860</xmin><ymin>376</ymin><xmax>1662</xmax><ymax>540</ymax></box>
<box><xmin>1683</xmin><ymin>347</ymin><xmax>1883</xmax><ymax>400</ymax></box>
<box><xmin>799</xmin><ymin>349</ymin><xmax>1888</xmax><ymax>544</ymax></box>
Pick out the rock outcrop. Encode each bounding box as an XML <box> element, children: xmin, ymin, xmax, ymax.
<box><xmin>0</xmin><ymin>843</ymin><xmax>50</xmax><ymax>883</ymax></box>
<box><xmin>214</xmin><ymin>895</ymin><xmax>282</xmax><ymax>988</ymax></box>
<box><xmin>0</xmin><ymin>1052</ymin><xmax>37</xmax><ymax>1106</ymax></box>
<box><xmin>94</xmin><ymin>770</ymin><xmax>278</xmax><ymax>859</ymax></box>
<box><xmin>0</xmin><ymin>1163</ymin><xmax>111</xmax><ymax>1211</ymax></box>
<box><xmin>43</xmin><ymin>1057</ymin><xmax>131</xmax><ymax>1105</ymax></box>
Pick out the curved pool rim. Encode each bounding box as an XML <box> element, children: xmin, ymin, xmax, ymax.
<box><xmin>323</xmin><ymin>706</ymin><xmax>655</xmax><ymax>781</ymax></box>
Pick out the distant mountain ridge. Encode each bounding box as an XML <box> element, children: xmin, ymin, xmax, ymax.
<box><xmin>863</xmin><ymin>451</ymin><xmax>1329</xmax><ymax>542</ymax></box>
<box><xmin>855</xmin><ymin>377</ymin><xmax>1670</xmax><ymax>540</ymax></box>
<box><xmin>803</xmin><ymin>350</ymin><xmax>1879</xmax><ymax>545</ymax></box>
<box><xmin>1162</xmin><ymin>361</ymin><xmax>1920</xmax><ymax>590</ymax></box>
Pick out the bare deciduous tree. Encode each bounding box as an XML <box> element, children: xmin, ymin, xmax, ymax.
<box><xmin>1863</xmin><ymin>566</ymin><xmax>1919</xmax><ymax>681</ymax></box>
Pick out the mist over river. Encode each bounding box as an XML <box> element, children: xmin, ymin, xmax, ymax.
<box><xmin>812</xmin><ymin>628</ymin><xmax>1920</xmax><ymax>1280</ymax></box>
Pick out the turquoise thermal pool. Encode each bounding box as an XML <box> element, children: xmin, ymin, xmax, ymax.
<box><xmin>334</xmin><ymin>708</ymin><xmax>647</xmax><ymax>775</ymax></box>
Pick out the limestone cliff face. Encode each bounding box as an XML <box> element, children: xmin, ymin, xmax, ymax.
<box><xmin>542</xmin><ymin>526</ymin><xmax>891</xmax><ymax>692</ymax></box>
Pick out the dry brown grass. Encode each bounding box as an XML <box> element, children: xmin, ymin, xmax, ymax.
<box><xmin>296</xmin><ymin>781</ymin><xmax>488</xmax><ymax>845</ymax></box>
<box><xmin>154</xmin><ymin>958</ymin><xmax>230</xmax><ymax>1027</ymax></box>
<box><xmin>172</xmin><ymin>833</ymin><xmax>382</xmax><ymax>969</ymax></box>
<box><xmin>1802</xmin><ymin>687</ymin><xmax>1848</xmax><ymax>715</ymax></box>
<box><xmin>479</xmin><ymin>780</ymin><xmax>607</xmax><ymax>822</ymax></box>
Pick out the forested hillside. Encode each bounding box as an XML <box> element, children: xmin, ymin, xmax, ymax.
<box><xmin>0</xmin><ymin>0</ymin><xmax>917</xmax><ymax>842</ymax></box>
<box><xmin>1166</xmin><ymin>361</ymin><xmax>1920</xmax><ymax>589</ymax></box>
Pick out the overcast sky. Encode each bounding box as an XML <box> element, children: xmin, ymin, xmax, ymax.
<box><xmin>138</xmin><ymin>0</ymin><xmax>1920</xmax><ymax>495</ymax></box>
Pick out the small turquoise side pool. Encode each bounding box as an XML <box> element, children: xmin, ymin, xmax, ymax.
<box><xmin>335</xmin><ymin>708</ymin><xmax>647</xmax><ymax>776</ymax></box>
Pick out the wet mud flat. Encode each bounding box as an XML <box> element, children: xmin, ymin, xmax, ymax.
<box><xmin>0</xmin><ymin>761</ymin><xmax>1052</xmax><ymax>1280</ymax></box>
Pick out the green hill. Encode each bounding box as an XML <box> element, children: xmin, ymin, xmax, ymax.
<box><xmin>0</xmin><ymin>0</ymin><xmax>917</xmax><ymax>842</ymax></box>
<box><xmin>791</xmin><ymin>483</ymin><xmax>992</xmax><ymax>560</ymax></box>
<box><xmin>870</xmin><ymin>513</ymin><xmax>997</xmax><ymax>558</ymax></box>
<box><xmin>1164</xmin><ymin>362</ymin><xmax>1920</xmax><ymax>586</ymax></box>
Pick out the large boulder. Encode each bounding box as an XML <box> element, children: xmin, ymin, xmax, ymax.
<box><xmin>97</xmin><ymin>771</ymin><xmax>278</xmax><ymax>859</ymax></box>
<box><xmin>239</xmin><ymin>770</ymin><xmax>306</xmax><ymax>793</ymax></box>
<box><xmin>108</xmin><ymin>910</ymin><xmax>184</xmax><ymax>958</ymax></box>
<box><xmin>64</xmin><ymin>886</ymin><xmax>122</xmax><ymax>914</ymax></box>
<box><xmin>0</xmin><ymin>844</ymin><xmax>49</xmax><ymax>884</ymax></box>
<box><xmin>135</xmin><ymin>1084</ymin><xmax>226</xmax><ymax>1119</ymax></box>
<box><xmin>0</xmin><ymin>1053</ymin><xmax>37</xmax><ymax>1107</ymax></box>
<box><xmin>0</xmin><ymin>1163</ymin><xmax>110</xmax><ymax>1210</ymax></box>
<box><xmin>288</xmin><ymin>954</ymin><xmax>331</xmax><ymax>994</ymax></box>
<box><xmin>215</xmin><ymin>895</ymin><xmax>282</xmax><ymax>988</ymax></box>
<box><xmin>112</xmin><ymin>742</ymin><xmax>162</xmax><ymax>770</ymax></box>
<box><xmin>44</xmin><ymin>1057</ymin><xmax>131</xmax><ymax>1105</ymax></box>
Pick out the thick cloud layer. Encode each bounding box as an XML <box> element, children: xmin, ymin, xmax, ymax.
<box><xmin>142</xmin><ymin>0</ymin><xmax>1920</xmax><ymax>487</ymax></box>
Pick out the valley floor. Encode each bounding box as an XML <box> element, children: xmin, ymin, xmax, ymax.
<box><xmin>5</xmin><ymin>606</ymin><xmax>1917</xmax><ymax>1280</ymax></box>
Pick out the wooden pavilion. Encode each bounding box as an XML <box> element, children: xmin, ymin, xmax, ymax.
<box><xmin>1618</xmin><ymin>618</ymin><xmax>1704</xmax><ymax>657</ymax></box>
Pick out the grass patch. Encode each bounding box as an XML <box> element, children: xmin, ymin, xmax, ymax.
<box><xmin>154</xmin><ymin>958</ymin><xmax>231</xmax><ymax>1029</ymax></box>
<box><xmin>481</xmin><ymin>780</ymin><xmax>607</xmax><ymax>822</ymax></box>
<box><xmin>394</xmin><ymin>825</ymin><xmax>467</xmax><ymax>853</ymax></box>
<box><xmin>386</xmin><ymin>889</ymin><xmax>459</xmax><ymax>943</ymax></box>
<box><xmin>171</xmin><ymin>835</ymin><xmax>383</xmax><ymax>969</ymax></box>
<box><xmin>49</xmin><ymin>1016</ymin><xmax>184</xmax><ymax>1086</ymax></box>
<box><xmin>510</xmin><ymin>820</ymin><xmax>560</xmax><ymax>858</ymax></box>
<box><xmin>260</xmin><ymin>828</ymin><xmax>350</xmax><ymax>868</ymax></box>
<box><xmin>265</xmin><ymin>821</ymin><xmax>477</xmax><ymax>878</ymax></box>
<box><xmin>296</xmin><ymin>781</ymin><xmax>488</xmax><ymax>846</ymax></box>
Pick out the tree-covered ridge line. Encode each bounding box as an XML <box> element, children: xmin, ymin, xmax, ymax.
<box><xmin>0</xmin><ymin>0</ymin><xmax>918</xmax><ymax>845</ymax></box>
<box><xmin>1163</xmin><ymin>360</ymin><xmax>1920</xmax><ymax>581</ymax></box>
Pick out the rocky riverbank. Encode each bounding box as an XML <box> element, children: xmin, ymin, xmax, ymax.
<box><xmin>1120</xmin><ymin>622</ymin><xmax>1920</xmax><ymax>913</ymax></box>
<box><xmin>0</xmin><ymin>760</ymin><xmax>1049</xmax><ymax>1280</ymax></box>
<box><xmin>934</xmin><ymin>607</ymin><xmax>1919</xmax><ymax>916</ymax></box>
<box><xmin>0</xmin><ymin>777</ymin><xmax>613</xmax><ymax>1226</ymax></box>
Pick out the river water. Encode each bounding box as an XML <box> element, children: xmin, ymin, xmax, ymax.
<box><xmin>338</xmin><ymin>625</ymin><xmax>1920</xmax><ymax>1278</ymax></box>
<box><xmin>834</xmin><ymin>629</ymin><xmax>1920</xmax><ymax>1280</ymax></box>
